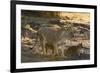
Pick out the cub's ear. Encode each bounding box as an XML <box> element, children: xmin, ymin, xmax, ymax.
<box><xmin>78</xmin><ymin>43</ymin><xmax>83</xmax><ymax>47</ymax></box>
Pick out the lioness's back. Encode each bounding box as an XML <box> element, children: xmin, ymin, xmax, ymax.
<box><xmin>38</xmin><ymin>27</ymin><xmax>64</xmax><ymax>44</ymax></box>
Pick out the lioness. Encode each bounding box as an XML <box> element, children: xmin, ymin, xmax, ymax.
<box><xmin>37</xmin><ymin>26</ymin><xmax>73</xmax><ymax>56</ymax></box>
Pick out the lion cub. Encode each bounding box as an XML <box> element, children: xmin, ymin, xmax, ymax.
<box><xmin>64</xmin><ymin>43</ymin><xmax>83</xmax><ymax>59</ymax></box>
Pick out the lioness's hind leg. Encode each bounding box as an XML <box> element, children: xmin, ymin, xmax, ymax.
<box><xmin>42</xmin><ymin>40</ymin><xmax>47</xmax><ymax>55</ymax></box>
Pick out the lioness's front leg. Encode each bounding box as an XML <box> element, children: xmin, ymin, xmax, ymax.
<box><xmin>53</xmin><ymin>44</ymin><xmax>59</xmax><ymax>56</ymax></box>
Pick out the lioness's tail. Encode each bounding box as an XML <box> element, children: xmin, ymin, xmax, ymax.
<box><xmin>29</xmin><ymin>32</ymin><xmax>39</xmax><ymax>50</ymax></box>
